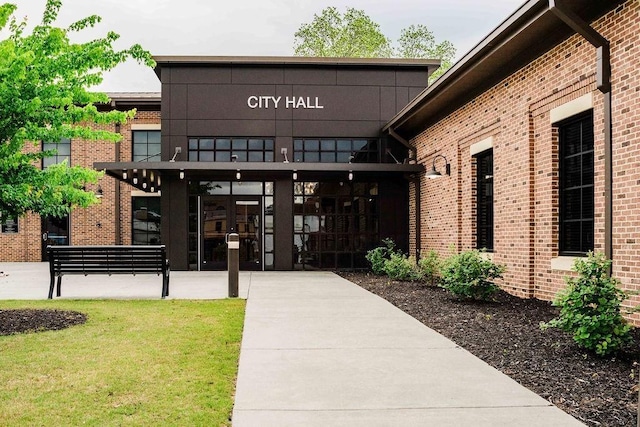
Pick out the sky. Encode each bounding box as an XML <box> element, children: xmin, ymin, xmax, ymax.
<box><xmin>8</xmin><ymin>0</ymin><xmax>525</xmax><ymax>92</ymax></box>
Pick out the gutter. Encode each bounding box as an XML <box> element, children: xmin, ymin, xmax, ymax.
<box><xmin>549</xmin><ymin>0</ymin><xmax>613</xmax><ymax>269</ymax></box>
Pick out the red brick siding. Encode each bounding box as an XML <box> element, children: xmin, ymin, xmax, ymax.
<box><xmin>410</xmin><ymin>1</ymin><xmax>640</xmax><ymax>320</ymax></box>
<box><xmin>0</xmin><ymin>110</ymin><xmax>161</xmax><ymax>261</ymax></box>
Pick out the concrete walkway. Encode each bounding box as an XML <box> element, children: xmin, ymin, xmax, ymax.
<box><xmin>232</xmin><ymin>272</ymin><xmax>583</xmax><ymax>426</ymax></box>
<box><xmin>0</xmin><ymin>264</ymin><xmax>582</xmax><ymax>425</ymax></box>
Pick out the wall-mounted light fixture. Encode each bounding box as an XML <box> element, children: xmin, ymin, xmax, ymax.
<box><xmin>348</xmin><ymin>171</ymin><xmax>353</xmax><ymax>181</ymax></box>
<box><xmin>122</xmin><ymin>169</ymin><xmax>128</xmax><ymax>180</ymax></box>
<box><xmin>96</xmin><ymin>185</ymin><xmax>103</xmax><ymax>198</ymax></box>
<box><xmin>292</xmin><ymin>170</ymin><xmax>298</xmax><ymax>181</ymax></box>
<box><xmin>425</xmin><ymin>154</ymin><xmax>451</xmax><ymax>179</ymax></box>
<box><xmin>179</xmin><ymin>169</ymin><xmax>185</xmax><ymax>180</ymax></box>
<box><xmin>132</xmin><ymin>169</ymin><xmax>138</xmax><ymax>184</ymax></box>
<box><xmin>236</xmin><ymin>170</ymin><xmax>241</xmax><ymax>180</ymax></box>
<box><xmin>169</xmin><ymin>146</ymin><xmax>181</xmax><ymax>162</ymax></box>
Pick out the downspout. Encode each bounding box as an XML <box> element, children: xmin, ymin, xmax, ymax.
<box><xmin>114</xmin><ymin>122</ymin><xmax>122</xmax><ymax>245</ymax></box>
<box><xmin>549</xmin><ymin>0</ymin><xmax>612</xmax><ymax>269</ymax></box>
<box><xmin>388</xmin><ymin>128</ymin><xmax>421</xmax><ymax>259</ymax></box>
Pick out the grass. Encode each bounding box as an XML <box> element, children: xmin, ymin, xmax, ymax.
<box><xmin>0</xmin><ymin>299</ymin><xmax>245</xmax><ymax>426</ymax></box>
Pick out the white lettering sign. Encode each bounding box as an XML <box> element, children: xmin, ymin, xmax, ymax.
<box><xmin>247</xmin><ymin>96</ymin><xmax>324</xmax><ymax>109</ymax></box>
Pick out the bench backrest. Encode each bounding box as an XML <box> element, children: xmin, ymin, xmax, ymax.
<box><xmin>47</xmin><ymin>245</ymin><xmax>168</xmax><ymax>275</ymax></box>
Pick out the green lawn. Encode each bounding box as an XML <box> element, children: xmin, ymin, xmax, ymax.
<box><xmin>0</xmin><ymin>300</ymin><xmax>245</xmax><ymax>426</ymax></box>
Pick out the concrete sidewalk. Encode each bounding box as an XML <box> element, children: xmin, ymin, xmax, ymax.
<box><xmin>232</xmin><ymin>272</ymin><xmax>583</xmax><ymax>426</ymax></box>
<box><xmin>0</xmin><ymin>262</ymin><xmax>250</xmax><ymax>299</ymax></box>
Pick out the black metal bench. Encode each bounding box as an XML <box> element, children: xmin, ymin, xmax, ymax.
<box><xmin>47</xmin><ymin>245</ymin><xmax>170</xmax><ymax>299</ymax></box>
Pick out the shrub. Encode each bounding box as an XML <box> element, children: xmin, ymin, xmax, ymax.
<box><xmin>439</xmin><ymin>249</ymin><xmax>504</xmax><ymax>300</ymax></box>
<box><xmin>383</xmin><ymin>253</ymin><xmax>419</xmax><ymax>281</ymax></box>
<box><xmin>541</xmin><ymin>252</ymin><xmax>631</xmax><ymax>356</ymax></box>
<box><xmin>417</xmin><ymin>249</ymin><xmax>440</xmax><ymax>285</ymax></box>
<box><xmin>365</xmin><ymin>238</ymin><xmax>397</xmax><ymax>275</ymax></box>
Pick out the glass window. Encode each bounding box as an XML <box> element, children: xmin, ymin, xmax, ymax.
<box><xmin>559</xmin><ymin>111</ymin><xmax>594</xmax><ymax>255</ymax></box>
<box><xmin>42</xmin><ymin>138</ymin><xmax>71</xmax><ymax>168</ymax></box>
<box><xmin>188</xmin><ymin>137</ymin><xmax>274</xmax><ymax>162</ymax></box>
<box><xmin>475</xmin><ymin>150</ymin><xmax>494</xmax><ymax>251</ymax></box>
<box><xmin>132</xmin><ymin>131</ymin><xmax>161</xmax><ymax>162</ymax></box>
<box><xmin>132</xmin><ymin>196</ymin><xmax>161</xmax><ymax>245</ymax></box>
<box><xmin>294</xmin><ymin>138</ymin><xmax>380</xmax><ymax>163</ymax></box>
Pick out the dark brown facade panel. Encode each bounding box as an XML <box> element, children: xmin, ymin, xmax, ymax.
<box><xmin>161</xmin><ymin>179</ymin><xmax>189</xmax><ymax>270</ymax></box>
<box><xmin>291</xmin><ymin>120</ymin><xmax>382</xmax><ymax>138</ymax></box>
<box><xmin>166</xmin><ymin>119</ymin><xmax>186</xmax><ymax>137</ymax></box>
<box><xmin>232</xmin><ymin>67</ymin><xmax>285</xmax><ymax>85</ymax></box>
<box><xmin>275</xmin><ymin>85</ymin><xmax>294</xmax><ymax>121</ymax></box>
<box><xmin>165</xmin><ymin>135</ymin><xmax>186</xmax><ymax>161</ymax></box>
<box><xmin>289</xmin><ymin>86</ymin><xmax>381</xmax><ymax>121</ymax></box>
<box><xmin>395</xmin><ymin>70</ymin><xmax>430</xmax><ymax>87</ymax></box>
<box><xmin>284</xmin><ymin>68</ymin><xmax>337</xmax><ymax>85</ymax></box>
<box><xmin>275</xmin><ymin>120</ymin><xmax>293</xmax><ymax>137</ymax></box>
<box><xmin>408</xmin><ymin>87</ymin><xmax>425</xmax><ymax>102</ymax></box>
<box><xmin>170</xmin><ymin>84</ymin><xmax>188</xmax><ymax>120</ymax></box>
<box><xmin>274</xmin><ymin>179</ymin><xmax>294</xmax><ymax>270</ymax></box>
<box><xmin>396</xmin><ymin>87</ymin><xmax>410</xmax><ymax>113</ymax></box>
<box><xmin>187</xmin><ymin>85</ymin><xmax>278</xmax><ymax>121</ymax></box>
<box><xmin>336</xmin><ymin>69</ymin><xmax>396</xmax><ymax>86</ymax></box>
<box><xmin>170</xmin><ymin>66</ymin><xmax>232</xmax><ymax>85</ymax></box>
<box><xmin>186</xmin><ymin>119</ymin><xmax>277</xmax><ymax>137</ymax></box>
<box><xmin>380</xmin><ymin>87</ymin><xmax>399</xmax><ymax>120</ymax></box>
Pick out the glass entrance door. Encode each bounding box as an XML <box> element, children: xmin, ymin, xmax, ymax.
<box><xmin>41</xmin><ymin>215</ymin><xmax>70</xmax><ymax>261</ymax></box>
<box><xmin>201</xmin><ymin>197</ymin><xmax>262</xmax><ymax>271</ymax></box>
<box><xmin>235</xmin><ymin>200</ymin><xmax>261</xmax><ymax>270</ymax></box>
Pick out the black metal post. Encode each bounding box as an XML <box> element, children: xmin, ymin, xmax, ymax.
<box><xmin>227</xmin><ymin>233</ymin><xmax>239</xmax><ymax>298</ymax></box>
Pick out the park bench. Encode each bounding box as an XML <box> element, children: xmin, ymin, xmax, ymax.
<box><xmin>47</xmin><ymin>245</ymin><xmax>170</xmax><ymax>299</ymax></box>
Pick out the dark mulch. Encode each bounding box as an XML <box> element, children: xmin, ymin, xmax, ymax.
<box><xmin>340</xmin><ymin>272</ymin><xmax>640</xmax><ymax>427</ymax></box>
<box><xmin>0</xmin><ymin>309</ymin><xmax>87</xmax><ymax>336</ymax></box>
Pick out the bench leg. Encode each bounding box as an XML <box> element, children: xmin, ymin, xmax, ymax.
<box><xmin>48</xmin><ymin>275</ymin><xmax>55</xmax><ymax>299</ymax></box>
<box><xmin>56</xmin><ymin>276</ymin><xmax>62</xmax><ymax>297</ymax></box>
<box><xmin>162</xmin><ymin>271</ymin><xmax>170</xmax><ymax>298</ymax></box>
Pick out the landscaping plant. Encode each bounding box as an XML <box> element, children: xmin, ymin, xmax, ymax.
<box><xmin>417</xmin><ymin>249</ymin><xmax>440</xmax><ymax>285</ymax></box>
<box><xmin>439</xmin><ymin>249</ymin><xmax>504</xmax><ymax>300</ymax></box>
<box><xmin>541</xmin><ymin>252</ymin><xmax>632</xmax><ymax>356</ymax></box>
<box><xmin>365</xmin><ymin>238</ymin><xmax>397</xmax><ymax>275</ymax></box>
<box><xmin>383</xmin><ymin>252</ymin><xmax>419</xmax><ymax>281</ymax></box>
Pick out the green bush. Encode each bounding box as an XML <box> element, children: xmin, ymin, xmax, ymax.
<box><xmin>417</xmin><ymin>250</ymin><xmax>441</xmax><ymax>285</ymax></box>
<box><xmin>365</xmin><ymin>238</ymin><xmax>397</xmax><ymax>275</ymax></box>
<box><xmin>439</xmin><ymin>249</ymin><xmax>504</xmax><ymax>300</ymax></box>
<box><xmin>383</xmin><ymin>253</ymin><xmax>419</xmax><ymax>281</ymax></box>
<box><xmin>541</xmin><ymin>252</ymin><xmax>631</xmax><ymax>356</ymax></box>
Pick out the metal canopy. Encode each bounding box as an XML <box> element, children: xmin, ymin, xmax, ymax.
<box><xmin>94</xmin><ymin>161</ymin><xmax>424</xmax><ymax>192</ymax></box>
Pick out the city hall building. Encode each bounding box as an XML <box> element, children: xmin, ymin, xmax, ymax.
<box><xmin>2</xmin><ymin>0</ymin><xmax>639</xmax><ymax>317</ymax></box>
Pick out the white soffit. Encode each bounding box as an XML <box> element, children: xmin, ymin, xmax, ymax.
<box><xmin>550</xmin><ymin>93</ymin><xmax>593</xmax><ymax>123</ymax></box>
<box><xmin>470</xmin><ymin>136</ymin><xmax>494</xmax><ymax>156</ymax></box>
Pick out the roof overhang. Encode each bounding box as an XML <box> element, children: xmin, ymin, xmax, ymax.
<box><xmin>153</xmin><ymin>55</ymin><xmax>441</xmax><ymax>81</ymax></box>
<box><xmin>95</xmin><ymin>161</ymin><xmax>424</xmax><ymax>192</ymax></box>
<box><xmin>383</xmin><ymin>0</ymin><xmax>625</xmax><ymax>138</ymax></box>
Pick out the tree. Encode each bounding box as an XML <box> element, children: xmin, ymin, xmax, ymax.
<box><xmin>0</xmin><ymin>0</ymin><xmax>154</xmax><ymax>220</ymax></box>
<box><xmin>293</xmin><ymin>7</ymin><xmax>456</xmax><ymax>83</ymax></box>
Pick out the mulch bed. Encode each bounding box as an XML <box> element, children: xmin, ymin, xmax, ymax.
<box><xmin>0</xmin><ymin>309</ymin><xmax>87</xmax><ymax>336</ymax></box>
<box><xmin>340</xmin><ymin>271</ymin><xmax>640</xmax><ymax>427</ymax></box>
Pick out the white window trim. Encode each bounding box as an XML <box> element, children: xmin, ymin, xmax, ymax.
<box><xmin>131</xmin><ymin>124</ymin><xmax>161</xmax><ymax>130</ymax></box>
<box><xmin>131</xmin><ymin>191</ymin><xmax>160</xmax><ymax>197</ymax></box>
<box><xmin>470</xmin><ymin>136</ymin><xmax>493</xmax><ymax>156</ymax></box>
<box><xmin>550</xmin><ymin>93</ymin><xmax>593</xmax><ymax>124</ymax></box>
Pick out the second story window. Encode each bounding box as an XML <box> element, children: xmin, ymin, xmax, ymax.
<box><xmin>188</xmin><ymin>138</ymin><xmax>274</xmax><ymax>162</ymax></box>
<box><xmin>42</xmin><ymin>138</ymin><xmax>71</xmax><ymax>168</ymax></box>
<box><xmin>293</xmin><ymin>138</ymin><xmax>379</xmax><ymax>163</ymax></box>
<box><xmin>133</xmin><ymin>130</ymin><xmax>161</xmax><ymax>162</ymax></box>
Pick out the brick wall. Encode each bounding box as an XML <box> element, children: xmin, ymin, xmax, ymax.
<box><xmin>0</xmin><ymin>109</ymin><xmax>161</xmax><ymax>261</ymax></box>
<box><xmin>411</xmin><ymin>1</ymin><xmax>640</xmax><ymax>320</ymax></box>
